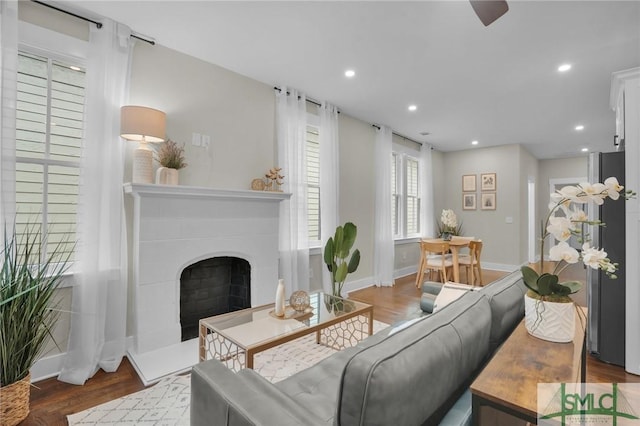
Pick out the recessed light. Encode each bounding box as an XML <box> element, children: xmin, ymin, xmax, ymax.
<box><xmin>581</xmin><ymin>148</ymin><xmax>589</xmax><ymax>152</ymax></box>
<box><xmin>69</xmin><ymin>65</ymin><xmax>82</xmax><ymax>71</ymax></box>
<box><xmin>575</xmin><ymin>125</ymin><xmax>584</xmax><ymax>131</ymax></box>
<box><xmin>558</xmin><ymin>63</ymin><xmax>572</xmax><ymax>72</ymax></box>
<box><xmin>344</xmin><ymin>69</ymin><xmax>355</xmax><ymax>78</ymax></box>
<box><xmin>471</xmin><ymin>140</ymin><xmax>479</xmax><ymax>145</ymax></box>
<box><xmin>408</xmin><ymin>105</ymin><xmax>417</xmax><ymax>112</ymax></box>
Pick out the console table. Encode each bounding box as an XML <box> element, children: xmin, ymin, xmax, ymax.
<box><xmin>470</xmin><ymin>309</ymin><xmax>586</xmax><ymax>424</ymax></box>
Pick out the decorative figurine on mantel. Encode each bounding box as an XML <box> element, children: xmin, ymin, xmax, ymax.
<box><xmin>265</xmin><ymin>167</ymin><xmax>284</xmax><ymax>192</ymax></box>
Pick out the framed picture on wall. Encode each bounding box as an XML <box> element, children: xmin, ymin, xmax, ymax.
<box><xmin>462</xmin><ymin>174</ymin><xmax>477</xmax><ymax>192</ymax></box>
<box><xmin>481</xmin><ymin>193</ymin><xmax>496</xmax><ymax>210</ymax></box>
<box><xmin>463</xmin><ymin>193</ymin><xmax>476</xmax><ymax>210</ymax></box>
<box><xmin>481</xmin><ymin>173</ymin><xmax>497</xmax><ymax>191</ymax></box>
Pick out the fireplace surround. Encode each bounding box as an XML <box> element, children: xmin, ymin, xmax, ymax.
<box><xmin>125</xmin><ymin>183</ymin><xmax>290</xmax><ymax>356</ymax></box>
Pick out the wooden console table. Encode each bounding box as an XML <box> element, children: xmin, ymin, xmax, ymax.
<box><xmin>470</xmin><ymin>309</ymin><xmax>586</xmax><ymax>424</ymax></box>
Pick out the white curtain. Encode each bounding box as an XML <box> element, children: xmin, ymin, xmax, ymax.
<box><xmin>373</xmin><ymin>125</ymin><xmax>394</xmax><ymax>286</ymax></box>
<box><xmin>58</xmin><ymin>20</ymin><xmax>132</xmax><ymax>385</ymax></box>
<box><xmin>421</xmin><ymin>143</ymin><xmax>435</xmax><ymax>238</ymax></box>
<box><xmin>276</xmin><ymin>87</ymin><xmax>309</xmax><ymax>295</ymax></box>
<box><xmin>0</xmin><ymin>0</ymin><xmax>17</xmax><ymax>232</ymax></box>
<box><xmin>319</xmin><ymin>102</ymin><xmax>339</xmax><ymax>294</ymax></box>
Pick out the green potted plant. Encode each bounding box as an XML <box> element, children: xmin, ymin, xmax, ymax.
<box><xmin>155</xmin><ymin>139</ymin><xmax>187</xmax><ymax>185</ymax></box>
<box><xmin>521</xmin><ymin>177</ymin><xmax>635</xmax><ymax>342</ymax></box>
<box><xmin>323</xmin><ymin>222</ymin><xmax>361</xmax><ymax>298</ymax></box>
<box><xmin>0</xmin><ymin>226</ymin><xmax>71</xmax><ymax>425</ymax></box>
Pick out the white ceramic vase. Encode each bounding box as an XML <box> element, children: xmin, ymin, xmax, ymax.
<box><xmin>524</xmin><ymin>293</ymin><xmax>575</xmax><ymax>343</ymax></box>
<box><xmin>155</xmin><ymin>167</ymin><xmax>179</xmax><ymax>185</ymax></box>
<box><xmin>274</xmin><ymin>279</ymin><xmax>285</xmax><ymax>317</ymax></box>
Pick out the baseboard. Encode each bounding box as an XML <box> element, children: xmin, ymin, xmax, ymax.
<box><xmin>30</xmin><ymin>352</ymin><xmax>66</xmax><ymax>382</ymax></box>
<box><xmin>394</xmin><ymin>265</ymin><xmax>417</xmax><ymax>279</ymax></box>
<box><xmin>481</xmin><ymin>262</ymin><xmax>519</xmax><ymax>272</ymax></box>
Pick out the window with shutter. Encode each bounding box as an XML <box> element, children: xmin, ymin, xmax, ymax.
<box><xmin>306</xmin><ymin>125</ymin><xmax>321</xmax><ymax>244</ymax></box>
<box><xmin>15</xmin><ymin>51</ymin><xmax>84</xmax><ymax>264</ymax></box>
<box><xmin>391</xmin><ymin>151</ymin><xmax>421</xmax><ymax>239</ymax></box>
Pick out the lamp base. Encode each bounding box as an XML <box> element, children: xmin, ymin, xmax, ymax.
<box><xmin>133</xmin><ymin>146</ymin><xmax>153</xmax><ymax>184</ymax></box>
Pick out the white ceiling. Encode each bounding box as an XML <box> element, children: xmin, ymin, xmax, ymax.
<box><xmin>61</xmin><ymin>0</ymin><xmax>640</xmax><ymax>159</ymax></box>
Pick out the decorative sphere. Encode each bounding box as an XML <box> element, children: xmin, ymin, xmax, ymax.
<box><xmin>289</xmin><ymin>290</ymin><xmax>310</xmax><ymax>311</ymax></box>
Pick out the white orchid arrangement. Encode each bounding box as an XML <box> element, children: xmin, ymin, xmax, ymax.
<box><xmin>521</xmin><ymin>177</ymin><xmax>635</xmax><ymax>302</ymax></box>
<box><xmin>439</xmin><ymin>209</ymin><xmax>460</xmax><ymax>235</ymax></box>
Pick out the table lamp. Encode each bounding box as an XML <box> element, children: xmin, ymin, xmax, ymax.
<box><xmin>120</xmin><ymin>105</ymin><xmax>166</xmax><ymax>184</ymax></box>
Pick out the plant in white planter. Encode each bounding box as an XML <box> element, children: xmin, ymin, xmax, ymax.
<box><xmin>521</xmin><ymin>177</ymin><xmax>635</xmax><ymax>342</ymax></box>
<box><xmin>155</xmin><ymin>139</ymin><xmax>187</xmax><ymax>185</ymax></box>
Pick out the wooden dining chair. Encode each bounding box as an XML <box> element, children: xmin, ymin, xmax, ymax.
<box><xmin>415</xmin><ymin>240</ymin><xmax>454</xmax><ymax>288</ymax></box>
<box><xmin>458</xmin><ymin>240</ymin><xmax>483</xmax><ymax>286</ymax></box>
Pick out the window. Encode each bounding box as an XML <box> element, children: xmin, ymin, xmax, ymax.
<box><xmin>306</xmin><ymin>125</ymin><xmax>321</xmax><ymax>245</ymax></box>
<box><xmin>15</xmin><ymin>51</ymin><xmax>85</xmax><ymax>263</ymax></box>
<box><xmin>391</xmin><ymin>151</ymin><xmax>421</xmax><ymax>239</ymax></box>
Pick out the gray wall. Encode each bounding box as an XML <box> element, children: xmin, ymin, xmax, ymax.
<box><xmin>440</xmin><ymin>144</ymin><xmax>528</xmax><ymax>268</ymax></box>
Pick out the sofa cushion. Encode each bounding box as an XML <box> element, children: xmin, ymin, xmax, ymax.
<box><xmin>335</xmin><ymin>291</ymin><xmax>491</xmax><ymax>426</ymax></box>
<box><xmin>275</xmin><ymin>346</ymin><xmax>360</xmax><ymax>424</ymax></box>
<box><xmin>478</xmin><ymin>269</ymin><xmax>527</xmax><ymax>352</ymax></box>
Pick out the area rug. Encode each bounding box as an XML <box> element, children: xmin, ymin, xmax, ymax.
<box><xmin>67</xmin><ymin>320</ymin><xmax>388</xmax><ymax>425</ymax></box>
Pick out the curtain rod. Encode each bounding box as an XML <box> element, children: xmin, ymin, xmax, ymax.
<box><xmin>371</xmin><ymin>124</ymin><xmax>426</xmax><ymax>147</ymax></box>
<box><xmin>31</xmin><ymin>0</ymin><xmax>156</xmax><ymax>45</ymax></box>
<box><xmin>273</xmin><ymin>87</ymin><xmax>340</xmax><ymax>114</ymax></box>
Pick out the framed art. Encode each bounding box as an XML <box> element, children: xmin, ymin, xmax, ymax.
<box><xmin>481</xmin><ymin>193</ymin><xmax>496</xmax><ymax>210</ymax></box>
<box><xmin>462</xmin><ymin>174</ymin><xmax>477</xmax><ymax>192</ymax></box>
<box><xmin>481</xmin><ymin>173</ymin><xmax>497</xmax><ymax>191</ymax></box>
<box><xmin>463</xmin><ymin>193</ymin><xmax>476</xmax><ymax>210</ymax></box>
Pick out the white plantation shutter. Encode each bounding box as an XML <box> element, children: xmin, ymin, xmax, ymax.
<box><xmin>391</xmin><ymin>153</ymin><xmax>399</xmax><ymax>236</ymax></box>
<box><xmin>15</xmin><ymin>51</ymin><xmax>83</xmax><ymax>263</ymax></box>
<box><xmin>306</xmin><ymin>126</ymin><xmax>320</xmax><ymax>243</ymax></box>
<box><xmin>406</xmin><ymin>157</ymin><xmax>420</xmax><ymax>236</ymax></box>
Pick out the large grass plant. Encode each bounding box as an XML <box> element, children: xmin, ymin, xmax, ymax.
<box><xmin>0</xmin><ymin>226</ymin><xmax>70</xmax><ymax>386</ymax></box>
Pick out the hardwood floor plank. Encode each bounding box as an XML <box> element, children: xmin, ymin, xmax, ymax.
<box><xmin>24</xmin><ymin>269</ymin><xmax>638</xmax><ymax>425</ymax></box>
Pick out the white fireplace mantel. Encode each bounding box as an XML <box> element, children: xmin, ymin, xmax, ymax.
<box><xmin>125</xmin><ymin>183</ymin><xmax>290</xmax><ymax>359</ymax></box>
<box><xmin>124</xmin><ymin>182</ymin><xmax>291</xmax><ymax>202</ymax></box>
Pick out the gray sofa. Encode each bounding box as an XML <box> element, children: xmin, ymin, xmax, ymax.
<box><xmin>190</xmin><ymin>270</ymin><xmax>527</xmax><ymax>426</ymax></box>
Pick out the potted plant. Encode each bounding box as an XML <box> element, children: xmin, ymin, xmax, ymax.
<box><xmin>437</xmin><ymin>209</ymin><xmax>462</xmax><ymax>240</ymax></box>
<box><xmin>521</xmin><ymin>177</ymin><xmax>635</xmax><ymax>342</ymax></box>
<box><xmin>323</xmin><ymin>222</ymin><xmax>361</xmax><ymax>298</ymax></box>
<box><xmin>0</xmin><ymin>226</ymin><xmax>70</xmax><ymax>425</ymax></box>
<box><xmin>155</xmin><ymin>139</ymin><xmax>187</xmax><ymax>185</ymax></box>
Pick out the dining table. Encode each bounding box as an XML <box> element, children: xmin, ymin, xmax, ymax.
<box><xmin>420</xmin><ymin>237</ymin><xmax>471</xmax><ymax>284</ymax></box>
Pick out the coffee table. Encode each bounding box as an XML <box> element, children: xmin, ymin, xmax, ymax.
<box><xmin>199</xmin><ymin>291</ymin><xmax>373</xmax><ymax>371</ymax></box>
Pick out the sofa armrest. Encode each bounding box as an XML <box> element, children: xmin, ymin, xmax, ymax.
<box><xmin>422</xmin><ymin>281</ymin><xmax>443</xmax><ymax>296</ymax></box>
<box><xmin>191</xmin><ymin>359</ymin><xmax>325</xmax><ymax>426</ymax></box>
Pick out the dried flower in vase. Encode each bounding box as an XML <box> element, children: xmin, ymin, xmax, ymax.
<box><xmin>156</xmin><ymin>139</ymin><xmax>187</xmax><ymax>170</ymax></box>
<box><xmin>265</xmin><ymin>167</ymin><xmax>284</xmax><ymax>191</ymax></box>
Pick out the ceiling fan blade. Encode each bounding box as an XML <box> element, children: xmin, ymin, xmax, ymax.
<box><xmin>469</xmin><ymin>0</ymin><xmax>509</xmax><ymax>26</ymax></box>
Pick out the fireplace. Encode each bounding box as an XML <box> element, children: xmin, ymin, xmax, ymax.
<box><xmin>180</xmin><ymin>256</ymin><xmax>251</xmax><ymax>341</ymax></box>
<box><xmin>125</xmin><ymin>183</ymin><xmax>290</xmax><ymax>355</ymax></box>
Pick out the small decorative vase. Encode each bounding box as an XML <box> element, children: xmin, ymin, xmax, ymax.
<box><xmin>274</xmin><ymin>279</ymin><xmax>285</xmax><ymax>317</ymax></box>
<box><xmin>441</xmin><ymin>232</ymin><xmax>452</xmax><ymax>241</ymax></box>
<box><xmin>155</xmin><ymin>167</ymin><xmax>179</xmax><ymax>185</ymax></box>
<box><xmin>0</xmin><ymin>373</ymin><xmax>31</xmax><ymax>426</ymax></box>
<box><xmin>524</xmin><ymin>294</ymin><xmax>575</xmax><ymax>343</ymax></box>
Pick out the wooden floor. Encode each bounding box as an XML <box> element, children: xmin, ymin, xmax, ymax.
<box><xmin>24</xmin><ymin>270</ymin><xmax>639</xmax><ymax>425</ymax></box>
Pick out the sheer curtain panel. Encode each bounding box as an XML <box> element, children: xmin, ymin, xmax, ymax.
<box><xmin>421</xmin><ymin>143</ymin><xmax>435</xmax><ymax>238</ymax></box>
<box><xmin>58</xmin><ymin>20</ymin><xmax>132</xmax><ymax>385</ymax></box>
<box><xmin>373</xmin><ymin>126</ymin><xmax>394</xmax><ymax>286</ymax></box>
<box><xmin>276</xmin><ymin>87</ymin><xmax>309</xmax><ymax>295</ymax></box>
<box><xmin>319</xmin><ymin>102</ymin><xmax>339</xmax><ymax>293</ymax></box>
<box><xmin>0</xmin><ymin>0</ymin><xmax>17</xmax><ymax>231</ymax></box>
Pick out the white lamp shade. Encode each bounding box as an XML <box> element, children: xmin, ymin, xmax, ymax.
<box><xmin>120</xmin><ymin>105</ymin><xmax>166</xmax><ymax>142</ymax></box>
